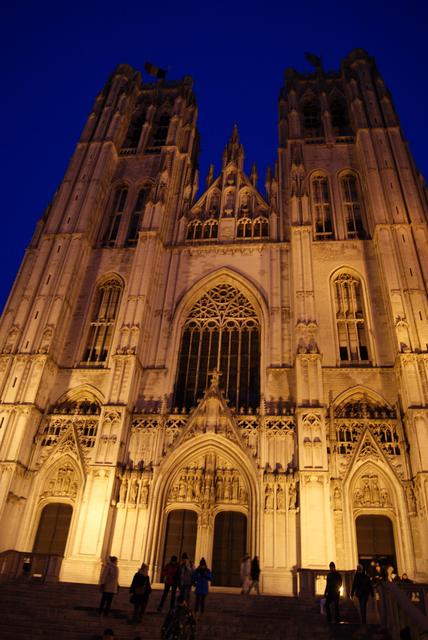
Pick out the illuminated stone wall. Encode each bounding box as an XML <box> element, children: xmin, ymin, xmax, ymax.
<box><xmin>0</xmin><ymin>50</ymin><xmax>427</xmax><ymax>592</ymax></box>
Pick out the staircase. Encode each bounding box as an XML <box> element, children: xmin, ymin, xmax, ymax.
<box><xmin>0</xmin><ymin>581</ymin><xmax>390</xmax><ymax>639</ymax></box>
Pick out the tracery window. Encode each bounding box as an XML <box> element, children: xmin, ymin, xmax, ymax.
<box><xmin>126</xmin><ymin>185</ymin><xmax>151</xmax><ymax>246</ymax></box>
<box><xmin>334</xmin><ymin>273</ymin><xmax>369</xmax><ymax>363</ymax></box>
<box><xmin>253</xmin><ymin>217</ymin><xmax>269</xmax><ymax>239</ymax></box>
<box><xmin>340</xmin><ymin>174</ymin><xmax>365</xmax><ymax>239</ymax></box>
<box><xmin>82</xmin><ymin>279</ymin><xmax>122</xmax><ymax>364</ymax></box>
<box><xmin>311</xmin><ymin>176</ymin><xmax>334</xmax><ymax>239</ymax></box>
<box><xmin>147</xmin><ymin>113</ymin><xmax>170</xmax><ymax>152</ymax></box>
<box><xmin>174</xmin><ymin>284</ymin><xmax>260</xmax><ymax>411</ymax></box>
<box><xmin>302</xmin><ymin>99</ymin><xmax>323</xmax><ymax>137</ymax></box>
<box><xmin>202</xmin><ymin>219</ymin><xmax>218</xmax><ymax>239</ymax></box>
<box><xmin>330</xmin><ymin>98</ymin><xmax>351</xmax><ymax>136</ymax></box>
<box><xmin>122</xmin><ymin>108</ymin><xmax>146</xmax><ymax>149</ymax></box>
<box><xmin>186</xmin><ymin>220</ymin><xmax>202</xmax><ymax>240</ymax></box>
<box><xmin>103</xmin><ymin>187</ymin><xmax>127</xmax><ymax>246</ymax></box>
<box><xmin>237</xmin><ymin>218</ymin><xmax>252</xmax><ymax>238</ymax></box>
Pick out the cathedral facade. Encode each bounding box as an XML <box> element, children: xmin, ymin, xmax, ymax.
<box><xmin>0</xmin><ymin>49</ymin><xmax>427</xmax><ymax>593</ymax></box>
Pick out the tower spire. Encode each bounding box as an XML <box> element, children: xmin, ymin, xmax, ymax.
<box><xmin>222</xmin><ymin>123</ymin><xmax>244</xmax><ymax>170</ymax></box>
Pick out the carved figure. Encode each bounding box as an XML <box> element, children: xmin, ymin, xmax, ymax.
<box><xmin>288</xmin><ymin>482</ymin><xmax>297</xmax><ymax>510</ymax></box>
<box><xmin>265</xmin><ymin>485</ymin><xmax>274</xmax><ymax>510</ymax></box>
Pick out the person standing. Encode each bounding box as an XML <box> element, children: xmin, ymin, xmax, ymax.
<box><xmin>98</xmin><ymin>556</ymin><xmax>119</xmax><ymax>616</ymax></box>
<box><xmin>129</xmin><ymin>563</ymin><xmax>152</xmax><ymax>623</ymax></box>
<box><xmin>179</xmin><ymin>552</ymin><xmax>194</xmax><ymax>604</ymax></box>
<box><xmin>240</xmin><ymin>553</ymin><xmax>251</xmax><ymax>594</ymax></box>
<box><xmin>248</xmin><ymin>556</ymin><xmax>261</xmax><ymax>595</ymax></box>
<box><xmin>351</xmin><ymin>564</ymin><xmax>374</xmax><ymax>625</ymax></box>
<box><xmin>193</xmin><ymin>558</ymin><xmax>212</xmax><ymax>616</ymax></box>
<box><xmin>324</xmin><ymin>561</ymin><xmax>342</xmax><ymax>624</ymax></box>
<box><xmin>157</xmin><ymin>555</ymin><xmax>179</xmax><ymax>612</ymax></box>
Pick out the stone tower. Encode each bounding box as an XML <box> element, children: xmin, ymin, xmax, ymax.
<box><xmin>0</xmin><ymin>50</ymin><xmax>427</xmax><ymax>591</ymax></box>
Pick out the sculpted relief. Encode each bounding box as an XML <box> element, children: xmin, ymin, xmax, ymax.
<box><xmin>167</xmin><ymin>454</ymin><xmax>248</xmax><ymax>508</ymax></box>
<box><xmin>353</xmin><ymin>473</ymin><xmax>392</xmax><ymax>509</ymax></box>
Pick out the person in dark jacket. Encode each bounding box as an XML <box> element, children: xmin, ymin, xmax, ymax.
<box><xmin>192</xmin><ymin>558</ymin><xmax>212</xmax><ymax>615</ymax></box>
<box><xmin>248</xmin><ymin>556</ymin><xmax>261</xmax><ymax>595</ymax></box>
<box><xmin>129</xmin><ymin>563</ymin><xmax>152</xmax><ymax>623</ymax></box>
<box><xmin>351</xmin><ymin>564</ymin><xmax>374</xmax><ymax>624</ymax></box>
<box><xmin>324</xmin><ymin>561</ymin><xmax>342</xmax><ymax>624</ymax></box>
<box><xmin>158</xmin><ymin>555</ymin><xmax>179</xmax><ymax>612</ymax></box>
<box><xmin>161</xmin><ymin>594</ymin><xmax>196</xmax><ymax>640</ymax></box>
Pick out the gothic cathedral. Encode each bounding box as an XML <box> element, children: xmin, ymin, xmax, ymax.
<box><xmin>0</xmin><ymin>49</ymin><xmax>427</xmax><ymax>593</ymax></box>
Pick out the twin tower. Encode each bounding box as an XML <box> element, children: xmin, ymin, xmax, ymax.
<box><xmin>0</xmin><ymin>49</ymin><xmax>427</xmax><ymax>592</ymax></box>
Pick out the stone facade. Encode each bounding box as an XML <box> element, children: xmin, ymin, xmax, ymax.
<box><xmin>0</xmin><ymin>49</ymin><xmax>427</xmax><ymax>593</ymax></box>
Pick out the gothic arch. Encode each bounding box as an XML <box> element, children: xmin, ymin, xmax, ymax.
<box><xmin>343</xmin><ymin>459</ymin><xmax>412</xmax><ymax>573</ymax></box>
<box><xmin>328</xmin><ymin>266</ymin><xmax>377</xmax><ymax>365</ymax></box>
<box><xmin>332</xmin><ymin>386</ymin><xmax>394</xmax><ymax>413</ymax></box>
<box><xmin>23</xmin><ymin>453</ymin><xmax>85</xmax><ymax>552</ymax></box>
<box><xmin>51</xmin><ymin>384</ymin><xmax>105</xmax><ymax>409</ymax></box>
<box><xmin>143</xmin><ymin>433</ymin><xmax>260</xmax><ymax>573</ymax></box>
<box><xmin>166</xmin><ymin>269</ymin><xmax>269</xmax><ymax>395</ymax></box>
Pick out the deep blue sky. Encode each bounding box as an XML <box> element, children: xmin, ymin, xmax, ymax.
<box><xmin>1</xmin><ymin>0</ymin><xmax>427</xmax><ymax>312</ymax></box>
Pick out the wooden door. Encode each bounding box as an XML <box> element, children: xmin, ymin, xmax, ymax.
<box><xmin>33</xmin><ymin>503</ymin><xmax>73</xmax><ymax>555</ymax></box>
<box><xmin>212</xmin><ymin>511</ymin><xmax>247</xmax><ymax>586</ymax></box>
<box><xmin>163</xmin><ymin>509</ymin><xmax>197</xmax><ymax>565</ymax></box>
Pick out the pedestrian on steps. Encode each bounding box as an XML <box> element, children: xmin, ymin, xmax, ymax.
<box><xmin>324</xmin><ymin>561</ymin><xmax>342</xmax><ymax>624</ymax></box>
<box><xmin>351</xmin><ymin>564</ymin><xmax>374</xmax><ymax>625</ymax></box>
<box><xmin>193</xmin><ymin>558</ymin><xmax>212</xmax><ymax>616</ymax></box>
<box><xmin>98</xmin><ymin>556</ymin><xmax>119</xmax><ymax>616</ymax></box>
<box><xmin>248</xmin><ymin>556</ymin><xmax>261</xmax><ymax>595</ymax></box>
<box><xmin>240</xmin><ymin>553</ymin><xmax>251</xmax><ymax>594</ymax></box>
<box><xmin>129</xmin><ymin>563</ymin><xmax>152</xmax><ymax>623</ymax></box>
<box><xmin>179</xmin><ymin>553</ymin><xmax>194</xmax><ymax>605</ymax></box>
<box><xmin>158</xmin><ymin>555</ymin><xmax>179</xmax><ymax>612</ymax></box>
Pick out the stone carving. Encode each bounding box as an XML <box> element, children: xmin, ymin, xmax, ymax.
<box><xmin>353</xmin><ymin>474</ymin><xmax>392</xmax><ymax>508</ymax></box>
<box><xmin>265</xmin><ymin>484</ymin><xmax>274</xmax><ymax>510</ymax></box>
<box><xmin>288</xmin><ymin>481</ymin><xmax>297</xmax><ymax>510</ymax></box>
<box><xmin>167</xmin><ymin>455</ymin><xmax>248</xmax><ymax>508</ymax></box>
<box><xmin>41</xmin><ymin>461</ymin><xmax>80</xmax><ymax>501</ymax></box>
<box><xmin>405</xmin><ymin>484</ymin><xmax>417</xmax><ymax>515</ymax></box>
<box><xmin>333</xmin><ymin>486</ymin><xmax>342</xmax><ymax>511</ymax></box>
<box><xmin>117</xmin><ymin>468</ymin><xmax>152</xmax><ymax>509</ymax></box>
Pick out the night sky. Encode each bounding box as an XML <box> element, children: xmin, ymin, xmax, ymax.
<box><xmin>2</xmin><ymin>0</ymin><xmax>427</xmax><ymax>313</ymax></box>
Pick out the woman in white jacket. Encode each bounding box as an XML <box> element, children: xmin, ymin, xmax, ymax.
<box><xmin>98</xmin><ymin>556</ymin><xmax>119</xmax><ymax>616</ymax></box>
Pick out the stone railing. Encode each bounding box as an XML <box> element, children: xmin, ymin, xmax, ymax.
<box><xmin>0</xmin><ymin>550</ymin><xmax>62</xmax><ymax>583</ymax></box>
<box><xmin>377</xmin><ymin>582</ymin><xmax>428</xmax><ymax>639</ymax></box>
<box><xmin>298</xmin><ymin>568</ymin><xmax>355</xmax><ymax>598</ymax></box>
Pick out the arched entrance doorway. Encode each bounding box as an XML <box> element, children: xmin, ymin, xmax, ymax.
<box><xmin>33</xmin><ymin>503</ymin><xmax>73</xmax><ymax>555</ymax></box>
<box><xmin>163</xmin><ymin>509</ymin><xmax>197</xmax><ymax>565</ymax></box>
<box><xmin>356</xmin><ymin>515</ymin><xmax>397</xmax><ymax>570</ymax></box>
<box><xmin>212</xmin><ymin>511</ymin><xmax>247</xmax><ymax>586</ymax></box>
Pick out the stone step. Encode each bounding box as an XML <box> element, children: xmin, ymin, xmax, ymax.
<box><xmin>0</xmin><ymin>582</ymin><xmax>390</xmax><ymax>640</ymax></box>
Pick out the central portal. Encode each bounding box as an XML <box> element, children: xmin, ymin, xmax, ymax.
<box><xmin>356</xmin><ymin>514</ymin><xmax>397</xmax><ymax>570</ymax></box>
<box><xmin>212</xmin><ymin>511</ymin><xmax>247</xmax><ymax>587</ymax></box>
<box><xmin>163</xmin><ymin>509</ymin><xmax>197</xmax><ymax>566</ymax></box>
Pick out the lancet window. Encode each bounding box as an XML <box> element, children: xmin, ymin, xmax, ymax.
<box><xmin>186</xmin><ymin>219</ymin><xmax>218</xmax><ymax>240</ymax></box>
<box><xmin>174</xmin><ymin>284</ymin><xmax>260</xmax><ymax>411</ymax></box>
<box><xmin>311</xmin><ymin>176</ymin><xmax>334</xmax><ymax>239</ymax></box>
<box><xmin>302</xmin><ymin>99</ymin><xmax>323</xmax><ymax>138</ymax></box>
<box><xmin>103</xmin><ymin>187</ymin><xmax>128</xmax><ymax>246</ymax></box>
<box><xmin>126</xmin><ymin>185</ymin><xmax>151</xmax><ymax>246</ymax></box>
<box><xmin>340</xmin><ymin>174</ymin><xmax>365</xmax><ymax>239</ymax></box>
<box><xmin>82</xmin><ymin>279</ymin><xmax>122</xmax><ymax>364</ymax></box>
<box><xmin>333</xmin><ymin>273</ymin><xmax>369</xmax><ymax>363</ymax></box>
<box><xmin>122</xmin><ymin>108</ymin><xmax>146</xmax><ymax>149</ymax></box>
<box><xmin>147</xmin><ymin>113</ymin><xmax>170</xmax><ymax>152</ymax></box>
<box><xmin>330</xmin><ymin>98</ymin><xmax>351</xmax><ymax>136</ymax></box>
<box><xmin>236</xmin><ymin>217</ymin><xmax>269</xmax><ymax>239</ymax></box>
